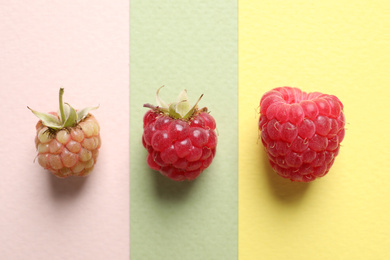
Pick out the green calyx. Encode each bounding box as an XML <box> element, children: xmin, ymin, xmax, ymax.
<box><xmin>144</xmin><ymin>86</ymin><xmax>206</xmax><ymax>120</ymax></box>
<box><xmin>28</xmin><ymin>88</ymin><xmax>98</xmax><ymax>130</ymax></box>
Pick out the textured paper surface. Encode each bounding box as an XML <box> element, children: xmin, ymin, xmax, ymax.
<box><xmin>239</xmin><ymin>0</ymin><xmax>390</xmax><ymax>259</ymax></box>
<box><xmin>130</xmin><ymin>1</ymin><xmax>238</xmax><ymax>259</ymax></box>
<box><xmin>0</xmin><ymin>2</ymin><xmax>129</xmax><ymax>259</ymax></box>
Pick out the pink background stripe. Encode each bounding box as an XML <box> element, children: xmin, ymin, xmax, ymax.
<box><xmin>0</xmin><ymin>1</ymin><xmax>129</xmax><ymax>259</ymax></box>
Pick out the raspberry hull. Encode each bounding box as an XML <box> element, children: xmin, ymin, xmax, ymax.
<box><xmin>259</xmin><ymin>87</ymin><xmax>345</xmax><ymax>182</ymax></box>
<box><xmin>143</xmin><ymin>110</ymin><xmax>217</xmax><ymax>181</ymax></box>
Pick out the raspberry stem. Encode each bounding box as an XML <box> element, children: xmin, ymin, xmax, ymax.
<box><xmin>59</xmin><ymin>88</ymin><xmax>66</xmax><ymax>123</ymax></box>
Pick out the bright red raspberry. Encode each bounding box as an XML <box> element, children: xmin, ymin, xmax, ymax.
<box><xmin>143</xmin><ymin>87</ymin><xmax>217</xmax><ymax>181</ymax></box>
<box><xmin>259</xmin><ymin>87</ymin><xmax>345</xmax><ymax>182</ymax></box>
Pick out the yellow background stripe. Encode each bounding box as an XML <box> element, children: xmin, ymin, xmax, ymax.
<box><xmin>239</xmin><ymin>0</ymin><xmax>390</xmax><ymax>259</ymax></box>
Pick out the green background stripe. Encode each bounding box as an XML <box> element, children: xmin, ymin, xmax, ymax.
<box><xmin>130</xmin><ymin>1</ymin><xmax>238</xmax><ymax>259</ymax></box>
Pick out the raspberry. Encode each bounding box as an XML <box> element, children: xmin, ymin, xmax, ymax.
<box><xmin>259</xmin><ymin>87</ymin><xmax>345</xmax><ymax>182</ymax></box>
<box><xmin>29</xmin><ymin>88</ymin><xmax>100</xmax><ymax>178</ymax></box>
<box><xmin>142</xmin><ymin>87</ymin><xmax>217</xmax><ymax>181</ymax></box>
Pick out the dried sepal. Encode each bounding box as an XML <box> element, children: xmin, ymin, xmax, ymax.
<box><xmin>77</xmin><ymin>105</ymin><xmax>99</xmax><ymax>122</ymax></box>
<box><xmin>156</xmin><ymin>85</ymin><xmax>168</xmax><ymax>108</ymax></box>
<box><xmin>63</xmin><ymin>103</ymin><xmax>77</xmax><ymax>128</ymax></box>
<box><xmin>183</xmin><ymin>94</ymin><xmax>204</xmax><ymax>120</ymax></box>
<box><xmin>175</xmin><ymin>90</ymin><xmax>190</xmax><ymax>118</ymax></box>
<box><xmin>27</xmin><ymin>107</ymin><xmax>62</xmax><ymax>129</ymax></box>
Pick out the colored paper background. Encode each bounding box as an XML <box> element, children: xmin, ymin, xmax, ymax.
<box><xmin>130</xmin><ymin>1</ymin><xmax>238</xmax><ymax>259</ymax></box>
<box><xmin>239</xmin><ymin>0</ymin><xmax>390</xmax><ymax>259</ymax></box>
<box><xmin>0</xmin><ymin>1</ymin><xmax>129</xmax><ymax>259</ymax></box>
<box><xmin>2</xmin><ymin>1</ymin><xmax>389</xmax><ymax>259</ymax></box>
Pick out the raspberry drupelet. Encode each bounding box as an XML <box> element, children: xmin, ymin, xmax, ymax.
<box><xmin>142</xmin><ymin>87</ymin><xmax>217</xmax><ymax>181</ymax></box>
<box><xmin>259</xmin><ymin>87</ymin><xmax>345</xmax><ymax>182</ymax></box>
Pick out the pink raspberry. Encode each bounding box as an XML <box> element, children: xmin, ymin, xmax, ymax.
<box><xmin>142</xmin><ymin>87</ymin><xmax>217</xmax><ymax>181</ymax></box>
<box><xmin>259</xmin><ymin>87</ymin><xmax>345</xmax><ymax>182</ymax></box>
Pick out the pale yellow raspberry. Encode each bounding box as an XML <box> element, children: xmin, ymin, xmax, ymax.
<box><xmin>29</xmin><ymin>88</ymin><xmax>100</xmax><ymax>178</ymax></box>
